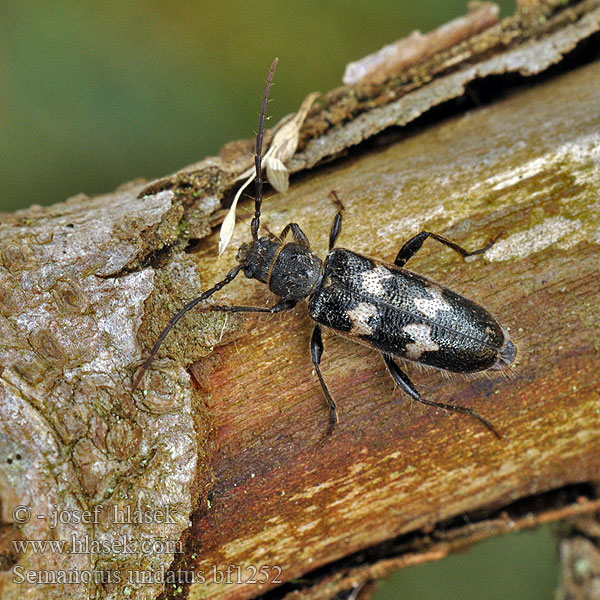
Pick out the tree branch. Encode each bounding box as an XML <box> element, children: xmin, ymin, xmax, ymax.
<box><xmin>1</xmin><ymin>2</ymin><xmax>599</xmax><ymax>600</ymax></box>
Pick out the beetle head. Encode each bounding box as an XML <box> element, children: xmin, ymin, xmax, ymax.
<box><xmin>236</xmin><ymin>236</ymin><xmax>281</xmax><ymax>284</ymax></box>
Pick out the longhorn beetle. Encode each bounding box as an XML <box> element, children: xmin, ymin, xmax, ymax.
<box><xmin>134</xmin><ymin>58</ymin><xmax>516</xmax><ymax>438</ymax></box>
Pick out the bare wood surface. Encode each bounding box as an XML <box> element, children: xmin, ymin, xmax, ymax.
<box><xmin>0</xmin><ymin>3</ymin><xmax>599</xmax><ymax>600</ymax></box>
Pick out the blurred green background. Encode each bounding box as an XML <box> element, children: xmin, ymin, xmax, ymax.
<box><xmin>1</xmin><ymin>1</ymin><xmax>560</xmax><ymax>598</ymax></box>
<box><xmin>3</xmin><ymin>0</ymin><xmax>515</xmax><ymax>212</ymax></box>
<box><xmin>374</xmin><ymin>527</ymin><xmax>558</xmax><ymax>600</ymax></box>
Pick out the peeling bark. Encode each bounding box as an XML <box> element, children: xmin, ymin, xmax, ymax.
<box><xmin>556</xmin><ymin>512</ymin><xmax>600</xmax><ymax>600</ymax></box>
<box><xmin>1</xmin><ymin>2</ymin><xmax>599</xmax><ymax>600</ymax></box>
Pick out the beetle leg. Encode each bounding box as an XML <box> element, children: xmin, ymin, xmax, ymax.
<box><xmin>134</xmin><ymin>297</ymin><xmax>296</xmax><ymax>390</ymax></box>
<box><xmin>311</xmin><ymin>325</ymin><xmax>339</xmax><ymax>434</ymax></box>
<box><xmin>382</xmin><ymin>353</ymin><xmax>501</xmax><ymax>438</ymax></box>
<box><xmin>278</xmin><ymin>223</ymin><xmax>310</xmax><ymax>247</ymax></box>
<box><xmin>201</xmin><ymin>298</ymin><xmax>297</xmax><ymax>314</ymax></box>
<box><xmin>394</xmin><ymin>231</ymin><xmax>499</xmax><ymax>268</ymax></box>
<box><xmin>328</xmin><ymin>191</ymin><xmax>345</xmax><ymax>251</ymax></box>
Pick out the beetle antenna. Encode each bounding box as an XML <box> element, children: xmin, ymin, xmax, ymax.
<box><xmin>251</xmin><ymin>57</ymin><xmax>278</xmax><ymax>241</ymax></box>
<box><xmin>133</xmin><ymin>264</ymin><xmax>244</xmax><ymax>390</ymax></box>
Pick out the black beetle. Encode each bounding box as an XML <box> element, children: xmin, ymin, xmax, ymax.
<box><xmin>134</xmin><ymin>59</ymin><xmax>516</xmax><ymax>438</ymax></box>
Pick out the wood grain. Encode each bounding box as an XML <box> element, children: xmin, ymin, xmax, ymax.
<box><xmin>173</xmin><ymin>60</ymin><xmax>600</xmax><ymax>599</ymax></box>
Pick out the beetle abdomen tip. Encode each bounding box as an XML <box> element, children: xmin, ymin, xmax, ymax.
<box><xmin>492</xmin><ymin>339</ymin><xmax>517</xmax><ymax>370</ymax></box>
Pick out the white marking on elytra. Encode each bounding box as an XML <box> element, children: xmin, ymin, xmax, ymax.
<box><xmin>414</xmin><ymin>284</ymin><xmax>452</xmax><ymax>319</ymax></box>
<box><xmin>347</xmin><ymin>302</ymin><xmax>379</xmax><ymax>336</ymax></box>
<box><xmin>360</xmin><ymin>265</ymin><xmax>394</xmax><ymax>297</ymax></box>
<box><xmin>403</xmin><ymin>323</ymin><xmax>440</xmax><ymax>360</ymax></box>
